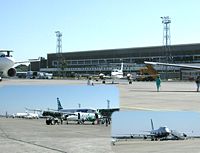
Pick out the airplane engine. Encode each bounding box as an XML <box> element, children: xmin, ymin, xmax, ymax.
<box><xmin>7</xmin><ymin>68</ymin><xmax>16</xmax><ymax>77</ymax></box>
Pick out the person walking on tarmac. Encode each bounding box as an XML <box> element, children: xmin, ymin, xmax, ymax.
<box><xmin>155</xmin><ymin>75</ymin><xmax>161</xmax><ymax>92</ymax></box>
<box><xmin>195</xmin><ymin>76</ymin><xmax>200</xmax><ymax>92</ymax></box>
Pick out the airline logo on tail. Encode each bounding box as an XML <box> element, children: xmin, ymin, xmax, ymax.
<box><xmin>57</xmin><ymin>98</ymin><xmax>63</xmax><ymax>111</ymax></box>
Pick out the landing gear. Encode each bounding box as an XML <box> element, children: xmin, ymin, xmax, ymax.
<box><xmin>0</xmin><ymin>77</ymin><xmax>2</xmax><ymax>82</ymax></box>
<box><xmin>46</xmin><ymin>117</ymin><xmax>60</xmax><ymax>125</ymax></box>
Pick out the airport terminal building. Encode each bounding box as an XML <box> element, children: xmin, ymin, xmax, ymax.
<box><xmin>32</xmin><ymin>43</ymin><xmax>200</xmax><ymax>80</ymax></box>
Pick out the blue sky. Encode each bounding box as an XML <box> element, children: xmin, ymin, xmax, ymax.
<box><xmin>112</xmin><ymin>111</ymin><xmax>200</xmax><ymax>136</ymax></box>
<box><xmin>1</xmin><ymin>0</ymin><xmax>200</xmax><ymax>61</ymax></box>
<box><xmin>0</xmin><ymin>85</ymin><xmax>119</xmax><ymax>115</ymax></box>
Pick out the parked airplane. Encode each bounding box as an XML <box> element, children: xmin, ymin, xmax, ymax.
<box><xmin>97</xmin><ymin>63</ymin><xmax>133</xmax><ymax>84</ymax></box>
<box><xmin>112</xmin><ymin>119</ymin><xmax>187</xmax><ymax>145</ymax></box>
<box><xmin>43</xmin><ymin>98</ymin><xmax>101</xmax><ymax>125</ymax></box>
<box><xmin>12</xmin><ymin>112</ymin><xmax>39</xmax><ymax>119</ymax></box>
<box><xmin>143</xmin><ymin>119</ymin><xmax>187</xmax><ymax>141</ymax></box>
<box><xmin>148</xmin><ymin>119</ymin><xmax>171</xmax><ymax>141</ymax></box>
<box><xmin>57</xmin><ymin>98</ymin><xmax>98</xmax><ymax>114</ymax></box>
<box><xmin>12</xmin><ymin>112</ymin><xmax>28</xmax><ymax>118</ymax></box>
<box><xmin>0</xmin><ymin>50</ymin><xmax>16</xmax><ymax>81</ymax></box>
<box><xmin>111</xmin><ymin>63</ymin><xmax>124</xmax><ymax>79</ymax></box>
<box><xmin>0</xmin><ymin>50</ymin><xmax>32</xmax><ymax>81</ymax></box>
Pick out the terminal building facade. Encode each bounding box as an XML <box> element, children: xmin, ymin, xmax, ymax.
<box><xmin>31</xmin><ymin>43</ymin><xmax>200</xmax><ymax>80</ymax></box>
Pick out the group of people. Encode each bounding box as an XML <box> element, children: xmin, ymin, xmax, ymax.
<box><xmin>155</xmin><ymin>75</ymin><xmax>200</xmax><ymax>92</ymax></box>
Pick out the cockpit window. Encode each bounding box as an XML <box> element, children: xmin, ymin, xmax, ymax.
<box><xmin>0</xmin><ymin>54</ymin><xmax>5</xmax><ymax>57</ymax></box>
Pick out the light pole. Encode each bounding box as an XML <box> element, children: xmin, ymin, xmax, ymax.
<box><xmin>161</xmin><ymin>16</ymin><xmax>171</xmax><ymax>80</ymax></box>
<box><xmin>161</xmin><ymin>16</ymin><xmax>171</xmax><ymax>47</ymax></box>
<box><xmin>107</xmin><ymin>100</ymin><xmax>110</xmax><ymax>109</ymax></box>
<box><xmin>55</xmin><ymin>31</ymin><xmax>62</xmax><ymax>77</ymax></box>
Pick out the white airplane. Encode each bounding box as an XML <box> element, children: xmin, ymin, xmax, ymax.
<box><xmin>0</xmin><ymin>50</ymin><xmax>31</xmax><ymax>81</ymax></box>
<box><xmin>25</xmin><ymin>112</ymin><xmax>39</xmax><ymax>119</ymax></box>
<box><xmin>98</xmin><ymin>63</ymin><xmax>131</xmax><ymax>84</ymax></box>
<box><xmin>12</xmin><ymin>112</ymin><xmax>39</xmax><ymax>119</ymax></box>
<box><xmin>111</xmin><ymin>63</ymin><xmax>124</xmax><ymax>79</ymax></box>
<box><xmin>12</xmin><ymin>112</ymin><xmax>28</xmax><ymax>118</ymax></box>
<box><xmin>0</xmin><ymin>50</ymin><xmax>16</xmax><ymax>81</ymax></box>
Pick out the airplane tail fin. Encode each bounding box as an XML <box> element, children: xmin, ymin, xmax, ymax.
<box><xmin>120</xmin><ymin>63</ymin><xmax>124</xmax><ymax>72</ymax></box>
<box><xmin>57</xmin><ymin>98</ymin><xmax>63</xmax><ymax>111</ymax></box>
<box><xmin>151</xmin><ymin>119</ymin><xmax>154</xmax><ymax>130</ymax></box>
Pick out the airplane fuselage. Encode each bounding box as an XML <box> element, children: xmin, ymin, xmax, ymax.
<box><xmin>111</xmin><ymin>70</ymin><xmax>123</xmax><ymax>79</ymax></box>
<box><xmin>0</xmin><ymin>56</ymin><xmax>15</xmax><ymax>77</ymax></box>
<box><xmin>151</xmin><ymin>126</ymin><xmax>171</xmax><ymax>138</ymax></box>
<box><xmin>66</xmin><ymin>112</ymin><xmax>97</xmax><ymax>123</ymax></box>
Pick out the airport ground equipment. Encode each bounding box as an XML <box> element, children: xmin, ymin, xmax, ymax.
<box><xmin>136</xmin><ymin>64</ymin><xmax>158</xmax><ymax>81</ymax></box>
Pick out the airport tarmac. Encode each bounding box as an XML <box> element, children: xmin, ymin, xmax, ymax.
<box><xmin>111</xmin><ymin>139</ymin><xmax>200</xmax><ymax>153</ymax></box>
<box><xmin>118</xmin><ymin>81</ymin><xmax>200</xmax><ymax>112</ymax></box>
<box><xmin>1</xmin><ymin>78</ymin><xmax>200</xmax><ymax>112</ymax></box>
<box><xmin>1</xmin><ymin>78</ymin><xmax>200</xmax><ymax>152</ymax></box>
<box><xmin>0</xmin><ymin>118</ymin><xmax>113</xmax><ymax>153</ymax></box>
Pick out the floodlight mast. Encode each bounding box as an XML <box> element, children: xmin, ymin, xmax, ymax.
<box><xmin>55</xmin><ymin>31</ymin><xmax>63</xmax><ymax>77</ymax></box>
<box><xmin>55</xmin><ymin>31</ymin><xmax>62</xmax><ymax>54</ymax></box>
<box><xmin>161</xmin><ymin>16</ymin><xmax>172</xmax><ymax>80</ymax></box>
<box><xmin>161</xmin><ymin>16</ymin><xmax>171</xmax><ymax>47</ymax></box>
<box><xmin>107</xmin><ymin>100</ymin><xmax>110</xmax><ymax>109</ymax></box>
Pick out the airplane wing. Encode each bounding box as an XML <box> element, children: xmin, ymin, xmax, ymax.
<box><xmin>25</xmin><ymin>107</ymin><xmax>43</xmax><ymax>112</ymax></box>
<box><xmin>144</xmin><ymin>61</ymin><xmax>200</xmax><ymax>70</ymax></box>
<box><xmin>12</xmin><ymin>61</ymin><xmax>30</xmax><ymax>69</ymax></box>
<box><xmin>14</xmin><ymin>58</ymin><xmax>40</xmax><ymax>67</ymax></box>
